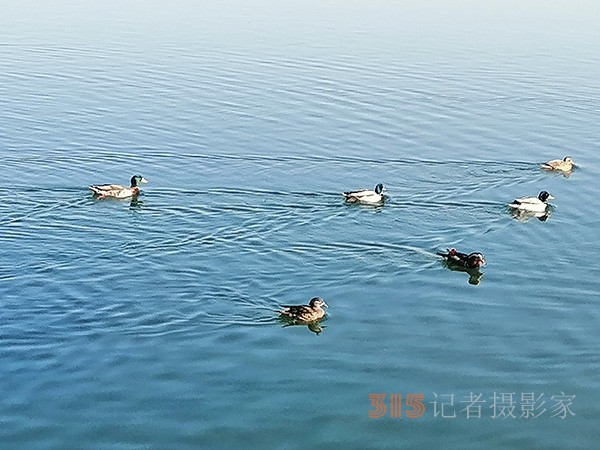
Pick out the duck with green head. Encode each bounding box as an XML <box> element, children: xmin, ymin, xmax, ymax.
<box><xmin>89</xmin><ymin>175</ymin><xmax>148</xmax><ymax>199</ymax></box>
<box><xmin>508</xmin><ymin>190</ymin><xmax>554</xmax><ymax>213</ymax></box>
<box><xmin>343</xmin><ymin>183</ymin><xmax>386</xmax><ymax>204</ymax></box>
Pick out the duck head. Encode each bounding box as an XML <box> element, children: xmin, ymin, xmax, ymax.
<box><xmin>466</xmin><ymin>252</ymin><xmax>486</xmax><ymax>269</ymax></box>
<box><xmin>130</xmin><ymin>175</ymin><xmax>149</xmax><ymax>187</ymax></box>
<box><xmin>374</xmin><ymin>183</ymin><xmax>385</xmax><ymax>195</ymax></box>
<box><xmin>309</xmin><ymin>297</ymin><xmax>328</xmax><ymax>309</ymax></box>
<box><xmin>538</xmin><ymin>191</ymin><xmax>554</xmax><ymax>202</ymax></box>
<box><xmin>563</xmin><ymin>156</ymin><xmax>573</xmax><ymax>163</ymax></box>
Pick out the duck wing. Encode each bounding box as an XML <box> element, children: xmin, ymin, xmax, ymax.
<box><xmin>514</xmin><ymin>196</ymin><xmax>541</xmax><ymax>205</ymax></box>
<box><xmin>89</xmin><ymin>184</ymin><xmax>127</xmax><ymax>192</ymax></box>
<box><xmin>541</xmin><ymin>159</ymin><xmax>562</xmax><ymax>169</ymax></box>
<box><xmin>281</xmin><ymin>305</ymin><xmax>317</xmax><ymax>321</ymax></box>
<box><xmin>437</xmin><ymin>249</ymin><xmax>467</xmax><ymax>258</ymax></box>
<box><xmin>343</xmin><ymin>188</ymin><xmax>371</xmax><ymax>197</ymax></box>
<box><xmin>454</xmin><ymin>250</ymin><xmax>471</xmax><ymax>260</ymax></box>
<box><xmin>90</xmin><ymin>184</ymin><xmax>136</xmax><ymax>198</ymax></box>
<box><xmin>281</xmin><ymin>304</ymin><xmax>310</xmax><ymax>315</ymax></box>
<box><xmin>542</xmin><ymin>159</ymin><xmax>573</xmax><ymax>171</ymax></box>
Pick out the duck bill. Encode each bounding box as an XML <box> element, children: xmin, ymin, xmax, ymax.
<box><xmin>140</xmin><ymin>177</ymin><xmax>149</xmax><ymax>184</ymax></box>
<box><xmin>322</xmin><ymin>301</ymin><xmax>329</xmax><ymax>308</ymax></box>
<box><xmin>547</xmin><ymin>194</ymin><xmax>554</xmax><ymax>200</ymax></box>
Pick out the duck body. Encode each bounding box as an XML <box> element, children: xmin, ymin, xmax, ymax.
<box><xmin>343</xmin><ymin>183</ymin><xmax>385</xmax><ymax>204</ymax></box>
<box><xmin>437</xmin><ymin>248</ymin><xmax>486</xmax><ymax>269</ymax></box>
<box><xmin>508</xmin><ymin>190</ymin><xmax>553</xmax><ymax>212</ymax></box>
<box><xmin>541</xmin><ymin>156</ymin><xmax>574</xmax><ymax>172</ymax></box>
<box><xmin>280</xmin><ymin>297</ymin><xmax>328</xmax><ymax>323</ymax></box>
<box><xmin>509</xmin><ymin>208</ymin><xmax>551</xmax><ymax>222</ymax></box>
<box><xmin>90</xmin><ymin>175</ymin><xmax>148</xmax><ymax>199</ymax></box>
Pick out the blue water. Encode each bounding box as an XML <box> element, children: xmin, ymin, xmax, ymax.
<box><xmin>1</xmin><ymin>1</ymin><xmax>599</xmax><ymax>448</ymax></box>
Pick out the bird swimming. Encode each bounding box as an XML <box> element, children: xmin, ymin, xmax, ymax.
<box><xmin>508</xmin><ymin>190</ymin><xmax>554</xmax><ymax>212</ymax></box>
<box><xmin>343</xmin><ymin>183</ymin><xmax>385</xmax><ymax>204</ymax></box>
<box><xmin>437</xmin><ymin>248</ymin><xmax>486</xmax><ymax>269</ymax></box>
<box><xmin>280</xmin><ymin>297</ymin><xmax>328</xmax><ymax>323</ymax></box>
<box><xmin>89</xmin><ymin>175</ymin><xmax>148</xmax><ymax>199</ymax></box>
<box><xmin>541</xmin><ymin>156</ymin><xmax>574</xmax><ymax>172</ymax></box>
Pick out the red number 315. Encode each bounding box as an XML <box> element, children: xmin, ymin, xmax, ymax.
<box><xmin>368</xmin><ymin>393</ymin><xmax>425</xmax><ymax>419</ymax></box>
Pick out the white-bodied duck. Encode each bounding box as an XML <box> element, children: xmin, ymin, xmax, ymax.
<box><xmin>343</xmin><ymin>183</ymin><xmax>385</xmax><ymax>204</ymax></box>
<box><xmin>508</xmin><ymin>190</ymin><xmax>554</xmax><ymax>212</ymax></box>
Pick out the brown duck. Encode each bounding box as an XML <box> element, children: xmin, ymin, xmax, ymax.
<box><xmin>541</xmin><ymin>156</ymin><xmax>574</xmax><ymax>172</ymax></box>
<box><xmin>280</xmin><ymin>297</ymin><xmax>328</xmax><ymax>323</ymax></box>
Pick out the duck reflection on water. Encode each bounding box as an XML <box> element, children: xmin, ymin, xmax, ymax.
<box><xmin>508</xmin><ymin>206</ymin><xmax>551</xmax><ymax>222</ymax></box>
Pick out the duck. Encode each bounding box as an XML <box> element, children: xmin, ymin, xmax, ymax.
<box><xmin>437</xmin><ymin>248</ymin><xmax>486</xmax><ymax>269</ymax></box>
<box><xmin>89</xmin><ymin>175</ymin><xmax>148</xmax><ymax>199</ymax></box>
<box><xmin>343</xmin><ymin>183</ymin><xmax>385</xmax><ymax>204</ymax></box>
<box><xmin>508</xmin><ymin>190</ymin><xmax>554</xmax><ymax>212</ymax></box>
<box><xmin>280</xmin><ymin>297</ymin><xmax>328</xmax><ymax>323</ymax></box>
<box><xmin>541</xmin><ymin>156</ymin><xmax>574</xmax><ymax>172</ymax></box>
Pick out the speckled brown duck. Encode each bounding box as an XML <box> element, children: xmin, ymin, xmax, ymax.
<box><xmin>280</xmin><ymin>297</ymin><xmax>328</xmax><ymax>323</ymax></box>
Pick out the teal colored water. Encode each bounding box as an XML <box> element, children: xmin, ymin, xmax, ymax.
<box><xmin>1</xmin><ymin>1</ymin><xmax>599</xmax><ymax>448</ymax></box>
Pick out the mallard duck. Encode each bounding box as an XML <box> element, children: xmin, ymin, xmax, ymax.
<box><xmin>280</xmin><ymin>297</ymin><xmax>328</xmax><ymax>323</ymax></box>
<box><xmin>89</xmin><ymin>175</ymin><xmax>148</xmax><ymax>199</ymax></box>
<box><xmin>541</xmin><ymin>156</ymin><xmax>574</xmax><ymax>172</ymax></box>
<box><xmin>508</xmin><ymin>190</ymin><xmax>553</xmax><ymax>212</ymax></box>
<box><xmin>437</xmin><ymin>248</ymin><xmax>486</xmax><ymax>269</ymax></box>
<box><xmin>343</xmin><ymin>183</ymin><xmax>385</xmax><ymax>204</ymax></box>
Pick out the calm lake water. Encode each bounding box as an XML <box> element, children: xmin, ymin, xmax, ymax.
<box><xmin>1</xmin><ymin>1</ymin><xmax>599</xmax><ymax>448</ymax></box>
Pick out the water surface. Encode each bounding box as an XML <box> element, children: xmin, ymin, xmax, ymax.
<box><xmin>1</xmin><ymin>1</ymin><xmax>599</xmax><ymax>448</ymax></box>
